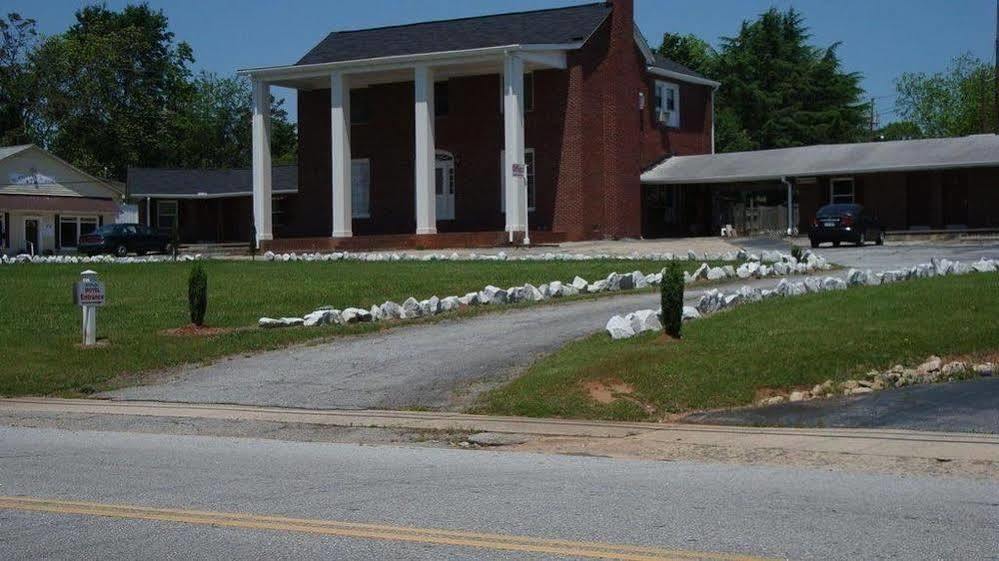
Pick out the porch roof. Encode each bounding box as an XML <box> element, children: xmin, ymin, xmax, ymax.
<box><xmin>127</xmin><ymin>166</ymin><xmax>299</xmax><ymax>199</ymax></box>
<box><xmin>0</xmin><ymin>194</ymin><xmax>119</xmax><ymax>214</ymax></box>
<box><xmin>641</xmin><ymin>134</ymin><xmax>999</xmax><ymax>184</ymax></box>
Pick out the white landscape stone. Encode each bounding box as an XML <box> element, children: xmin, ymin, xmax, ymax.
<box><xmin>440</xmin><ymin>296</ymin><xmax>461</xmax><ymax>312</ymax></box>
<box><xmin>605</xmin><ymin>315</ymin><xmax>636</xmax><ymax>339</ymax></box>
<box><xmin>380</xmin><ymin>301</ymin><xmax>404</xmax><ymax>320</ymax></box>
<box><xmin>627</xmin><ymin>309</ymin><xmax>662</xmax><ymax>334</ymax></box>
<box><xmin>402</xmin><ymin>297</ymin><xmax>422</xmax><ymax>318</ymax></box>
<box><xmin>340</xmin><ymin>307</ymin><xmax>372</xmax><ymax>323</ymax></box>
<box><xmin>682</xmin><ymin>306</ymin><xmax>701</xmax><ymax>321</ymax></box>
<box><xmin>548</xmin><ymin>281</ymin><xmax>564</xmax><ymax>297</ymax></box>
<box><xmin>571</xmin><ymin>276</ymin><xmax>588</xmax><ymax>291</ymax></box>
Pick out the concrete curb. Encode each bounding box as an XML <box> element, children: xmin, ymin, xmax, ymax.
<box><xmin>3</xmin><ymin>398</ymin><xmax>996</xmax><ymax>463</ymax></box>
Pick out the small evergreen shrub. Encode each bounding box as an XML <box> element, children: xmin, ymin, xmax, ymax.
<box><xmin>188</xmin><ymin>263</ymin><xmax>208</xmax><ymax>326</ymax></box>
<box><xmin>791</xmin><ymin>245</ymin><xmax>803</xmax><ymax>262</ymax></box>
<box><xmin>249</xmin><ymin>224</ymin><xmax>258</xmax><ymax>261</ymax></box>
<box><xmin>661</xmin><ymin>261</ymin><xmax>684</xmax><ymax>338</ymax></box>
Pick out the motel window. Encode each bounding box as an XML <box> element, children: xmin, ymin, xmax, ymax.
<box><xmin>653</xmin><ymin>80</ymin><xmax>680</xmax><ymax>128</ymax></box>
<box><xmin>434</xmin><ymin>81</ymin><xmax>449</xmax><ymax>116</ymax></box>
<box><xmin>830</xmin><ymin>178</ymin><xmax>855</xmax><ymax>204</ymax></box>
<box><xmin>59</xmin><ymin>216</ymin><xmax>99</xmax><ymax>248</ymax></box>
<box><xmin>0</xmin><ymin>213</ymin><xmax>5</xmax><ymax>247</ymax></box>
<box><xmin>351</xmin><ymin>159</ymin><xmax>371</xmax><ymax>218</ymax></box>
<box><xmin>350</xmin><ymin>89</ymin><xmax>370</xmax><ymax>124</ymax></box>
<box><xmin>157</xmin><ymin>200</ymin><xmax>178</xmax><ymax>233</ymax></box>
<box><xmin>499</xmin><ymin>72</ymin><xmax>534</xmax><ymax>113</ymax></box>
<box><xmin>500</xmin><ymin>148</ymin><xmax>536</xmax><ymax>212</ymax></box>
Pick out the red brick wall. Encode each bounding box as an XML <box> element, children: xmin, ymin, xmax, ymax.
<box><xmin>291</xmin><ymin>0</ymin><xmax>713</xmax><ymax>241</ymax></box>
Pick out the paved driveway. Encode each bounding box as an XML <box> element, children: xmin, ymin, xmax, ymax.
<box><xmin>106</xmin><ymin>240</ymin><xmax>998</xmax><ymax>411</ymax></box>
<box><xmin>684</xmin><ymin>377</ymin><xmax>999</xmax><ymax>433</ymax></box>
<box><xmin>740</xmin><ymin>238</ymin><xmax>999</xmax><ymax>269</ymax></box>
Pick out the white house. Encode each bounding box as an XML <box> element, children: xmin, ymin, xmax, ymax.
<box><xmin>0</xmin><ymin>145</ymin><xmax>124</xmax><ymax>256</ymax></box>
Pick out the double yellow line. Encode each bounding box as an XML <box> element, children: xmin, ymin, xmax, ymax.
<box><xmin>0</xmin><ymin>496</ymin><xmax>777</xmax><ymax>561</ymax></box>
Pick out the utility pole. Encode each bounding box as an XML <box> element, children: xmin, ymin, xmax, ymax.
<box><xmin>994</xmin><ymin>0</ymin><xmax>998</xmax><ymax>133</ymax></box>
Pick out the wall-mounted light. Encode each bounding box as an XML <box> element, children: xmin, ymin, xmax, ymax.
<box><xmin>638</xmin><ymin>91</ymin><xmax>646</xmax><ymax>110</ymax></box>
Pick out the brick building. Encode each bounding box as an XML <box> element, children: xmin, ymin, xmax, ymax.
<box><xmin>241</xmin><ymin>0</ymin><xmax>718</xmax><ymax>250</ymax></box>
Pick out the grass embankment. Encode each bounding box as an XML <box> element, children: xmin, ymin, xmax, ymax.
<box><xmin>0</xmin><ymin>258</ymin><xmax>709</xmax><ymax>396</ymax></box>
<box><xmin>474</xmin><ymin>273</ymin><xmax>999</xmax><ymax>421</ymax></box>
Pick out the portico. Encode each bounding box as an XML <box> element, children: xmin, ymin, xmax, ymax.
<box><xmin>241</xmin><ymin>46</ymin><xmax>570</xmax><ymax>248</ymax></box>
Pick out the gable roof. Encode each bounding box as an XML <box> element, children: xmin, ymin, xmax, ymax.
<box><xmin>296</xmin><ymin>2</ymin><xmax>612</xmax><ymax>66</ymax></box>
<box><xmin>641</xmin><ymin>134</ymin><xmax>999</xmax><ymax>184</ymax></box>
<box><xmin>0</xmin><ymin>144</ymin><xmax>33</xmax><ymax>161</ymax></box>
<box><xmin>650</xmin><ymin>53</ymin><xmax>709</xmax><ymax>81</ymax></box>
<box><xmin>127</xmin><ymin>166</ymin><xmax>299</xmax><ymax>198</ymax></box>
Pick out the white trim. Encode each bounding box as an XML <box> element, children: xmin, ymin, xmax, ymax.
<box><xmin>237</xmin><ymin>43</ymin><xmax>583</xmax><ymax>81</ymax></box>
<box><xmin>710</xmin><ymin>89</ymin><xmax>716</xmax><ymax>154</ymax></box>
<box><xmin>646</xmin><ymin>66</ymin><xmax>721</xmax><ymax>88</ymax></box>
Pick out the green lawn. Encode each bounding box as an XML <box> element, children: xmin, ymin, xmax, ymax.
<box><xmin>473</xmin><ymin>273</ymin><xmax>999</xmax><ymax>422</ymax></box>
<box><xmin>0</xmin><ymin>258</ymin><xmax>707</xmax><ymax>396</ymax></box>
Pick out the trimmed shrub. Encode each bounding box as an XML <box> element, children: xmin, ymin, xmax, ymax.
<box><xmin>188</xmin><ymin>263</ymin><xmax>208</xmax><ymax>326</ymax></box>
<box><xmin>791</xmin><ymin>245</ymin><xmax>803</xmax><ymax>262</ymax></box>
<box><xmin>661</xmin><ymin>261</ymin><xmax>684</xmax><ymax>338</ymax></box>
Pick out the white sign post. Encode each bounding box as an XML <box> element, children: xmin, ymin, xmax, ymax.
<box><xmin>74</xmin><ymin>270</ymin><xmax>105</xmax><ymax>346</ymax></box>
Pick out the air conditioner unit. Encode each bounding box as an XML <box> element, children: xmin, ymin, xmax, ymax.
<box><xmin>657</xmin><ymin>109</ymin><xmax>671</xmax><ymax>124</ymax></box>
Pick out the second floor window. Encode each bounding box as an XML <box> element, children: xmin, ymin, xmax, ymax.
<box><xmin>653</xmin><ymin>81</ymin><xmax>680</xmax><ymax>128</ymax></box>
<box><xmin>350</xmin><ymin>89</ymin><xmax>370</xmax><ymax>124</ymax></box>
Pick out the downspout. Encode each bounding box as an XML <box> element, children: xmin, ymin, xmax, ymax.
<box><xmin>781</xmin><ymin>176</ymin><xmax>795</xmax><ymax>237</ymax></box>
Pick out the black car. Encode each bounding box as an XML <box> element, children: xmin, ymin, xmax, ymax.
<box><xmin>78</xmin><ymin>223</ymin><xmax>172</xmax><ymax>257</ymax></box>
<box><xmin>809</xmin><ymin>204</ymin><xmax>884</xmax><ymax>248</ymax></box>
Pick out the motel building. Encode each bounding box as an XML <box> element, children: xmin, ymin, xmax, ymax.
<box><xmin>153</xmin><ymin>0</ymin><xmax>996</xmax><ymax>249</ymax></box>
<box><xmin>0</xmin><ymin>144</ymin><xmax>124</xmax><ymax>256</ymax></box>
<box><xmin>239</xmin><ymin>0</ymin><xmax>719</xmax><ymax>250</ymax></box>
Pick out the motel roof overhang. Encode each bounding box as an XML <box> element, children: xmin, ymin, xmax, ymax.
<box><xmin>237</xmin><ymin>43</ymin><xmax>583</xmax><ymax>90</ymax></box>
<box><xmin>640</xmin><ymin>134</ymin><xmax>999</xmax><ymax>185</ymax></box>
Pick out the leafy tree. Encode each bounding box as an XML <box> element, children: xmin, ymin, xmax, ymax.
<box><xmin>31</xmin><ymin>4</ymin><xmax>194</xmax><ymax>180</ymax></box>
<box><xmin>875</xmin><ymin>121</ymin><xmax>923</xmax><ymax>141</ymax></box>
<box><xmin>658</xmin><ymin>33</ymin><xmax>715</xmax><ymax>76</ymax></box>
<box><xmin>0</xmin><ymin>13</ymin><xmax>41</xmax><ymax>145</ymax></box>
<box><xmin>895</xmin><ymin>53</ymin><xmax>997</xmax><ymax>138</ymax></box>
<box><xmin>659</xmin><ymin>8</ymin><xmax>867</xmax><ymax>152</ymax></box>
<box><xmin>166</xmin><ymin>72</ymin><xmax>296</xmax><ymax>169</ymax></box>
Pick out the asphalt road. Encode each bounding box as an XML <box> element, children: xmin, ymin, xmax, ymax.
<box><xmin>105</xmin><ymin>241</ymin><xmax>999</xmax><ymax>411</ymax></box>
<box><xmin>686</xmin><ymin>377</ymin><xmax>999</xmax><ymax>433</ymax></box>
<box><xmin>0</xmin><ymin>427</ymin><xmax>996</xmax><ymax>560</ymax></box>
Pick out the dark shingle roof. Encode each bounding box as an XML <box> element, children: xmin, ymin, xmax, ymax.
<box><xmin>651</xmin><ymin>53</ymin><xmax>709</xmax><ymax>81</ymax></box>
<box><xmin>296</xmin><ymin>3</ymin><xmax>612</xmax><ymax>66</ymax></box>
<box><xmin>127</xmin><ymin>166</ymin><xmax>298</xmax><ymax>198</ymax></box>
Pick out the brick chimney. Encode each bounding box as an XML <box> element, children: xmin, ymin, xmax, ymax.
<box><xmin>602</xmin><ymin>0</ymin><xmax>643</xmax><ymax>238</ymax></box>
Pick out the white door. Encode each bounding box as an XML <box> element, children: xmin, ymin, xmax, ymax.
<box><xmin>435</xmin><ymin>153</ymin><xmax>455</xmax><ymax>221</ymax></box>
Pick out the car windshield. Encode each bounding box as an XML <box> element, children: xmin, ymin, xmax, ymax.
<box><xmin>96</xmin><ymin>225</ymin><xmax>116</xmax><ymax>235</ymax></box>
<box><xmin>817</xmin><ymin>204</ymin><xmax>860</xmax><ymax>217</ymax></box>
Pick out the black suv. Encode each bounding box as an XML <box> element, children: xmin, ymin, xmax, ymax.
<box><xmin>809</xmin><ymin>204</ymin><xmax>885</xmax><ymax>248</ymax></box>
<box><xmin>78</xmin><ymin>223</ymin><xmax>172</xmax><ymax>257</ymax></box>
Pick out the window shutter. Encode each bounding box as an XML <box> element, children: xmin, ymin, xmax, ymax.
<box><xmin>54</xmin><ymin>215</ymin><xmax>61</xmax><ymax>250</ymax></box>
<box><xmin>99</xmin><ymin>215</ymin><xmax>104</xmax><ymax>227</ymax></box>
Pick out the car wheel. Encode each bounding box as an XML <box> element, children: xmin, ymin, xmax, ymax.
<box><xmin>856</xmin><ymin>232</ymin><xmax>866</xmax><ymax>247</ymax></box>
<box><xmin>833</xmin><ymin>241</ymin><xmax>841</xmax><ymax>247</ymax></box>
<box><xmin>810</xmin><ymin>239</ymin><xmax>819</xmax><ymax>248</ymax></box>
<box><xmin>115</xmin><ymin>245</ymin><xmax>128</xmax><ymax>258</ymax></box>
<box><xmin>876</xmin><ymin>230</ymin><xmax>885</xmax><ymax>246</ymax></box>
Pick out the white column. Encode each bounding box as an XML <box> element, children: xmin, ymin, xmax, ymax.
<box><xmin>331</xmin><ymin>70</ymin><xmax>353</xmax><ymax>238</ymax></box>
<box><xmin>503</xmin><ymin>53</ymin><xmax>526</xmax><ymax>238</ymax></box>
<box><xmin>251</xmin><ymin>79</ymin><xmax>273</xmax><ymax>246</ymax></box>
<box><xmin>414</xmin><ymin>64</ymin><xmax>437</xmax><ymax>235</ymax></box>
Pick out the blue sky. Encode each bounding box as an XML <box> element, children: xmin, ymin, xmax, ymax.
<box><xmin>8</xmin><ymin>0</ymin><xmax>997</xmax><ymax>124</ymax></box>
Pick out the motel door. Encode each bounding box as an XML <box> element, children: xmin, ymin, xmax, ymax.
<box><xmin>435</xmin><ymin>151</ymin><xmax>455</xmax><ymax>220</ymax></box>
<box><xmin>24</xmin><ymin>218</ymin><xmax>40</xmax><ymax>255</ymax></box>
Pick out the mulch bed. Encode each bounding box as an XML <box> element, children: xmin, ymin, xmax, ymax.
<box><xmin>160</xmin><ymin>324</ymin><xmax>234</xmax><ymax>337</ymax></box>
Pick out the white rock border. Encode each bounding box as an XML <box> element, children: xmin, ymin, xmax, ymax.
<box><xmin>0</xmin><ymin>253</ymin><xmax>206</xmax><ymax>265</ymax></box>
<box><xmin>258</xmin><ymin>250</ymin><xmax>834</xmax><ymax>329</ymax></box>
<box><xmin>605</xmin><ymin>256</ymin><xmax>997</xmax><ymax>340</ymax></box>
